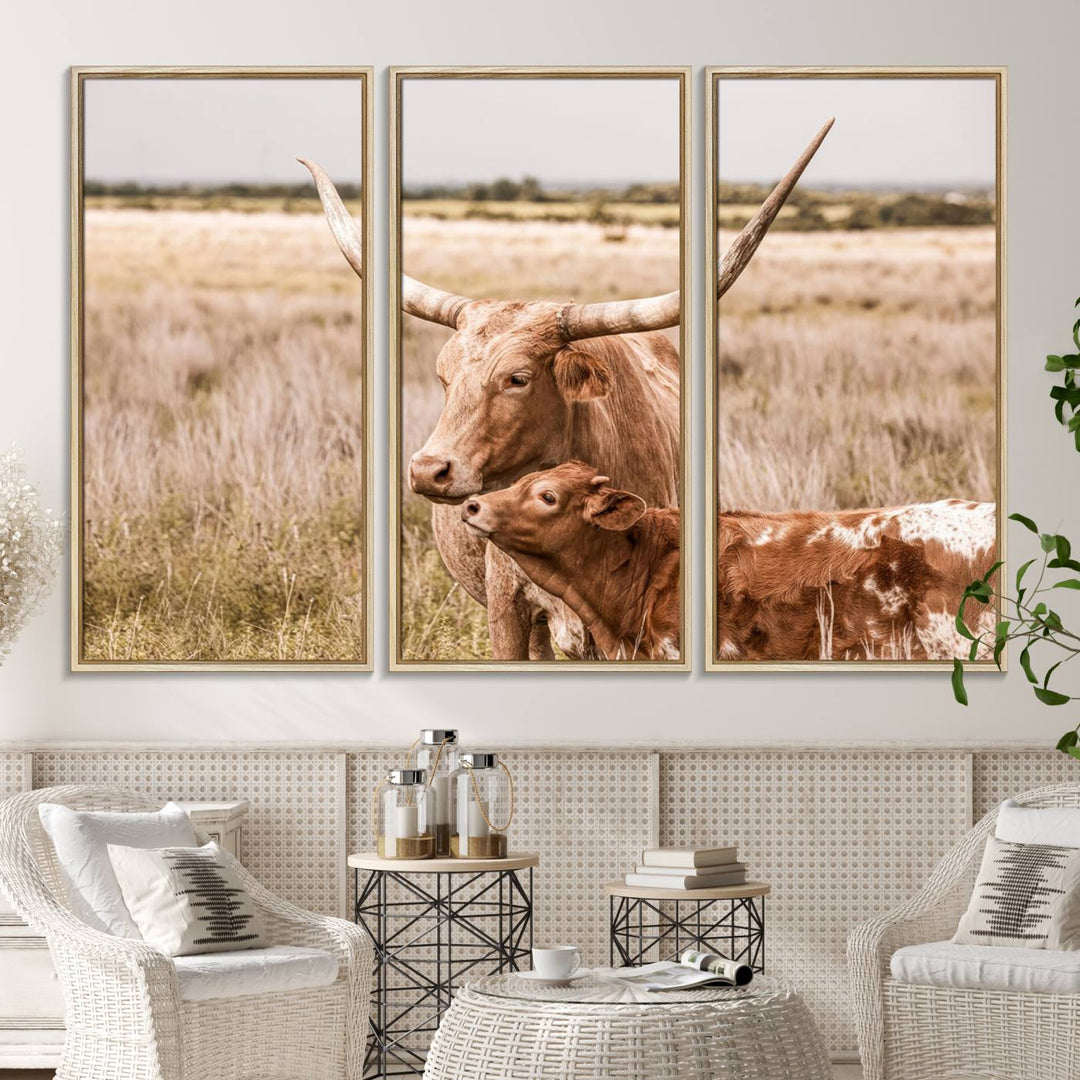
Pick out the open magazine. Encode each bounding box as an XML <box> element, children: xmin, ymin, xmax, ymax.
<box><xmin>595</xmin><ymin>949</ymin><xmax>753</xmax><ymax>992</ymax></box>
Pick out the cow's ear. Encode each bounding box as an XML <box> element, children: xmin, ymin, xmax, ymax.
<box><xmin>584</xmin><ymin>489</ymin><xmax>647</xmax><ymax>532</ymax></box>
<box><xmin>552</xmin><ymin>347</ymin><xmax>614</xmax><ymax>402</ymax></box>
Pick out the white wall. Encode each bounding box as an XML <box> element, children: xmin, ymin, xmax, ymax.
<box><xmin>1</xmin><ymin>0</ymin><xmax>1077</xmax><ymax>748</ymax></box>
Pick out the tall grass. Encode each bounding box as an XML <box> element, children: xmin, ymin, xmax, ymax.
<box><xmin>717</xmin><ymin>227</ymin><xmax>997</xmax><ymax>511</ymax></box>
<box><xmin>82</xmin><ymin>209</ymin><xmax>366</xmax><ymax>662</ymax></box>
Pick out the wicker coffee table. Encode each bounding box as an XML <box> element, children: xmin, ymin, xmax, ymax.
<box><xmin>423</xmin><ymin>971</ymin><xmax>830</xmax><ymax>1079</ymax></box>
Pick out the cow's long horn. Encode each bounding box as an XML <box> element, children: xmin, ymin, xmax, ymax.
<box><xmin>299</xmin><ymin>158</ymin><xmax>471</xmax><ymax>329</ymax></box>
<box><xmin>717</xmin><ymin>117</ymin><xmax>834</xmax><ymax>298</ymax></box>
<box><xmin>557</xmin><ymin>289</ymin><xmax>682</xmax><ymax>340</ymax></box>
<box><xmin>556</xmin><ymin>118</ymin><xmax>834</xmax><ymax>341</ymax></box>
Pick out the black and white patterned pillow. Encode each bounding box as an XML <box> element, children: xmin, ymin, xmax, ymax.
<box><xmin>108</xmin><ymin>841</ymin><xmax>266</xmax><ymax>956</ymax></box>
<box><xmin>953</xmin><ymin>835</ymin><xmax>1080</xmax><ymax>950</ymax></box>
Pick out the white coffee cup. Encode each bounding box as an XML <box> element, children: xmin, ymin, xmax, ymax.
<box><xmin>532</xmin><ymin>945</ymin><xmax>581</xmax><ymax>979</ymax></box>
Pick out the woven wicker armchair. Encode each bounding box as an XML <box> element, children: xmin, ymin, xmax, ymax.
<box><xmin>0</xmin><ymin>785</ymin><xmax>373</xmax><ymax>1080</ymax></box>
<box><xmin>849</xmin><ymin>782</ymin><xmax>1080</xmax><ymax>1080</ymax></box>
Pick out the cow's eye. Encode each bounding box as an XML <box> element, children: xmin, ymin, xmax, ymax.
<box><xmin>540</xmin><ymin>492</ymin><xmax>557</xmax><ymax>506</ymax></box>
<box><xmin>507</xmin><ymin>374</ymin><xmax>529</xmax><ymax>388</ymax></box>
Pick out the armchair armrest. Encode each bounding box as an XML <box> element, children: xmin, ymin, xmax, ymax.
<box><xmin>848</xmin><ymin>814</ymin><xmax>992</xmax><ymax>1080</ymax></box>
<box><xmin>223</xmin><ymin>853</ymin><xmax>372</xmax><ymax>966</ymax></box>
<box><xmin>222</xmin><ymin>854</ymin><xmax>373</xmax><ymax>1077</ymax></box>
<box><xmin>17</xmin><ymin>890</ymin><xmax>184</xmax><ymax>1078</ymax></box>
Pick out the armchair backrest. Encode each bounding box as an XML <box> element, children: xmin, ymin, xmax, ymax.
<box><xmin>1000</xmin><ymin>783</ymin><xmax>1080</xmax><ymax>811</ymax></box>
<box><xmin>931</xmin><ymin>781</ymin><xmax>1080</xmax><ymax>906</ymax></box>
<box><xmin>0</xmin><ymin>785</ymin><xmax>188</xmax><ymax>930</ymax></box>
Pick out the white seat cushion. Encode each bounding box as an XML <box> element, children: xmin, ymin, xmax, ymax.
<box><xmin>892</xmin><ymin>940</ymin><xmax>1080</xmax><ymax>995</ymax></box>
<box><xmin>173</xmin><ymin>945</ymin><xmax>339</xmax><ymax>1002</ymax></box>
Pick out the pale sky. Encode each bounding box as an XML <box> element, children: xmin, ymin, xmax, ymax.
<box><xmin>718</xmin><ymin>78</ymin><xmax>997</xmax><ymax>189</ymax></box>
<box><xmin>401</xmin><ymin>77</ymin><xmax>680</xmax><ymax>186</ymax></box>
<box><xmin>84</xmin><ymin>78</ymin><xmax>365</xmax><ymax>185</ymax></box>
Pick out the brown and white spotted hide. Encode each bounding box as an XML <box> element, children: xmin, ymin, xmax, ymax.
<box><xmin>716</xmin><ymin>500</ymin><xmax>997</xmax><ymax>661</ymax></box>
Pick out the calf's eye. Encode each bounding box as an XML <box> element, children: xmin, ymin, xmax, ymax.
<box><xmin>508</xmin><ymin>374</ymin><xmax>529</xmax><ymax>387</ymax></box>
<box><xmin>540</xmin><ymin>492</ymin><xmax>557</xmax><ymax>505</ymax></box>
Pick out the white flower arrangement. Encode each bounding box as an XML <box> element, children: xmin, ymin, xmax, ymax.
<box><xmin>0</xmin><ymin>447</ymin><xmax>63</xmax><ymax>662</ymax></box>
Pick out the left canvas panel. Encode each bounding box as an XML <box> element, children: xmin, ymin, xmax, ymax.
<box><xmin>72</xmin><ymin>69</ymin><xmax>373</xmax><ymax>669</ymax></box>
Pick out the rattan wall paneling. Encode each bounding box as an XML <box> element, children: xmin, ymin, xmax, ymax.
<box><xmin>495</xmin><ymin>751</ymin><xmax>654</xmax><ymax>967</ymax></box>
<box><xmin>971</xmin><ymin>750</ymin><xmax>1080</xmax><ymax>819</ymax></box>
<box><xmin>0</xmin><ymin>754</ymin><xmax>29</xmax><ymax>796</ymax></box>
<box><xmin>32</xmin><ymin>751</ymin><xmax>342</xmax><ymax>916</ymax></box>
<box><xmin>658</xmin><ymin>751</ymin><xmax>969</xmax><ymax>1053</ymax></box>
<box><xmin>345</xmin><ymin>750</ymin><xmax>406</xmax><ymax>861</ymax></box>
<box><xmin>22</xmin><ymin>745</ymin><xmax>1050</xmax><ymax>1059</ymax></box>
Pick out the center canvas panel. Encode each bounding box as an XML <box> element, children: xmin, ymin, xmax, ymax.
<box><xmin>386</xmin><ymin>69</ymin><xmax>690</xmax><ymax>669</ymax></box>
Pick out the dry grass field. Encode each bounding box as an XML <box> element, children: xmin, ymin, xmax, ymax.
<box><xmin>403</xmin><ymin>198</ymin><xmax>679</xmax><ymax>228</ymax></box>
<box><xmin>82</xmin><ymin>209</ymin><xmax>366</xmax><ymax>662</ymax></box>
<box><xmin>82</xmin><ymin>200</ymin><xmax>995</xmax><ymax>665</ymax></box>
<box><xmin>717</xmin><ymin>226</ymin><xmax>997</xmax><ymax>511</ymax></box>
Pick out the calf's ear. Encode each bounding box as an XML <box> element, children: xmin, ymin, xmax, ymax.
<box><xmin>552</xmin><ymin>347</ymin><xmax>614</xmax><ymax>402</ymax></box>
<box><xmin>584</xmin><ymin>489</ymin><xmax>647</xmax><ymax>532</ymax></box>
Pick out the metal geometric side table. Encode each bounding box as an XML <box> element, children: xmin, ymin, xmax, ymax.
<box><xmin>605</xmin><ymin>880</ymin><xmax>770</xmax><ymax>971</ymax></box>
<box><xmin>350</xmin><ymin>852</ymin><xmax>538</xmax><ymax>1078</ymax></box>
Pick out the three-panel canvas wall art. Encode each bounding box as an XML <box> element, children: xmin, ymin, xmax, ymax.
<box><xmin>70</xmin><ymin>66</ymin><xmax>1004</xmax><ymax>672</ymax></box>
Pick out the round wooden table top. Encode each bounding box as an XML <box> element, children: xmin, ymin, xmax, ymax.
<box><xmin>348</xmin><ymin>851</ymin><xmax>539</xmax><ymax>873</ymax></box>
<box><xmin>604</xmin><ymin>880</ymin><xmax>770</xmax><ymax>901</ymax></box>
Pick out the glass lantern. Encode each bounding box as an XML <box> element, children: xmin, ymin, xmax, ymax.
<box><xmin>452</xmin><ymin>753</ymin><xmax>513</xmax><ymax>859</ymax></box>
<box><xmin>376</xmin><ymin>769</ymin><xmax>435</xmax><ymax>859</ymax></box>
<box><xmin>415</xmin><ymin>729</ymin><xmax>461</xmax><ymax>857</ymax></box>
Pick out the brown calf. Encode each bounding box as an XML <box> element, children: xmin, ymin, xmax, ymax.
<box><xmin>461</xmin><ymin>462</ymin><xmax>680</xmax><ymax>661</ymax></box>
<box><xmin>716</xmin><ymin>502</ymin><xmax>997</xmax><ymax>661</ymax></box>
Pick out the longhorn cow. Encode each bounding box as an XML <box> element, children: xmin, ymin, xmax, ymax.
<box><xmin>301</xmin><ymin>119</ymin><xmax>834</xmax><ymax>660</ymax></box>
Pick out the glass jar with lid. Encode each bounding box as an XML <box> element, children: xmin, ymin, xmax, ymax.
<box><xmin>452</xmin><ymin>752</ymin><xmax>514</xmax><ymax>859</ymax></box>
<box><xmin>414</xmin><ymin>729</ymin><xmax>461</xmax><ymax>857</ymax></box>
<box><xmin>376</xmin><ymin>769</ymin><xmax>435</xmax><ymax>859</ymax></box>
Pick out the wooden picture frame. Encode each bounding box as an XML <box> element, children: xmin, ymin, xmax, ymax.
<box><xmin>388</xmin><ymin>67</ymin><xmax>692</xmax><ymax>670</ymax></box>
<box><xmin>705</xmin><ymin>67</ymin><xmax>1007</xmax><ymax>670</ymax></box>
<box><xmin>71</xmin><ymin>67</ymin><xmax>374</xmax><ymax>670</ymax></box>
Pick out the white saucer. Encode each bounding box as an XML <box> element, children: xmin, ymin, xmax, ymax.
<box><xmin>514</xmin><ymin>970</ymin><xmax>590</xmax><ymax>986</ymax></box>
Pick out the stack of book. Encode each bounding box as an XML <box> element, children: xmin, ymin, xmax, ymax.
<box><xmin>624</xmin><ymin>845</ymin><xmax>747</xmax><ymax>890</ymax></box>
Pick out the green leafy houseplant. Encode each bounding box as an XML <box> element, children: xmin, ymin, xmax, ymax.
<box><xmin>952</xmin><ymin>299</ymin><xmax>1080</xmax><ymax>759</ymax></box>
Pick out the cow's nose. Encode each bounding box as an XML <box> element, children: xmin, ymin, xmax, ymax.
<box><xmin>410</xmin><ymin>453</ymin><xmax>454</xmax><ymax>492</ymax></box>
<box><xmin>465</xmin><ymin>500</ymin><xmax>481</xmax><ymax>516</ymax></box>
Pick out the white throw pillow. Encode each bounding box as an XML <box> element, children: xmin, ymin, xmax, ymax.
<box><xmin>996</xmin><ymin>798</ymin><xmax>1080</xmax><ymax>847</ymax></box>
<box><xmin>38</xmin><ymin>801</ymin><xmax>197</xmax><ymax>937</ymax></box>
<box><xmin>108</xmin><ymin>841</ymin><xmax>266</xmax><ymax>957</ymax></box>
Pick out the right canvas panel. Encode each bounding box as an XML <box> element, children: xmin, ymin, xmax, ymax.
<box><xmin>707</xmin><ymin>69</ymin><xmax>1005</xmax><ymax>669</ymax></box>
